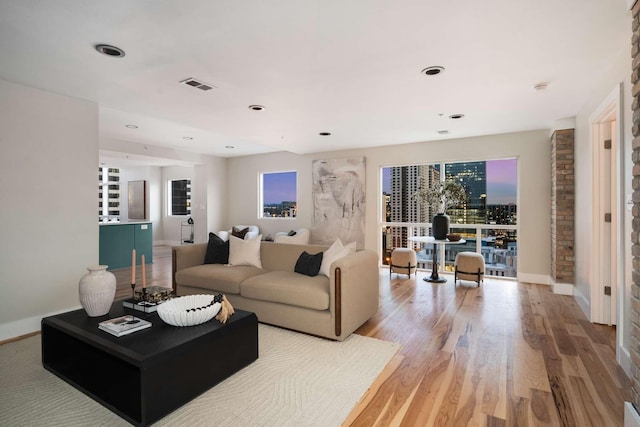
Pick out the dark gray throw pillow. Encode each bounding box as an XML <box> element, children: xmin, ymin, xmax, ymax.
<box><xmin>232</xmin><ymin>226</ymin><xmax>250</xmax><ymax>239</ymax></box>
<box><xmin>204</xmin><ymin>232</ymin><xmax>229</xmax><ymax>264</ymax></box>
<box><xmin>287</xmin><ymin>230</ymin><xmax>297</xmax><ymax>236</ymax></box>
<box><xmin>294</xmin><ymin>251</ymin><xmax>323</xmax><ymax>277</ymax></box>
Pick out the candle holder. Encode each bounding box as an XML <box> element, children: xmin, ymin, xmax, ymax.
<box><xmin>128</xmin><ymin>282</ymin><xmax>136</xmax><ymax>321</ymax></box>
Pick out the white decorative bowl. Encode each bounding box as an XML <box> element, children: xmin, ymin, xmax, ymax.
<box><xmin>157</xmin><ymin>295</ymin><xmax>221</xmax><ymax>327</ymax></box>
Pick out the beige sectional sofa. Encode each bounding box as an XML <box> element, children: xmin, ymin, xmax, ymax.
<box><xmin>172</xmin><ymin>241</ymin><xmax>379</xmax><ymax>341</ymax></box>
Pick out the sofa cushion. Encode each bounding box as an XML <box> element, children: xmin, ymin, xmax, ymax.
<box><xmin>319</xmin><ymin>239</ymin><xmax>356</xmax><ymax>277</ymax></box>
<box><xmin>175</xmin><ymin>264</ymin><xmax>266</xmax><ymax>294</ymax></box>
<box><xmin>204</xmin><ymin>232</ymin><xmax>229</xmax><ymax>264</ymax></box>
<box><xmin>229</xmin><ymin>234</ymin><xmax>262</xmax><ymax>268</ymax></box>
<box><xmin>294</xmin><ymin>251</ymin><xmax>323</xmax><ymax>277</ymax></box>
<box><xmin>240</xmin><ymin>270</ymin><xmax>330</xmax><ymax>311</ymax></box>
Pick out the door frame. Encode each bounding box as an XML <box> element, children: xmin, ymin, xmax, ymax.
<box><xmin>589</xmin><ymin>83</ymin><xmax>625</xmax><ymax>362</ymax></box>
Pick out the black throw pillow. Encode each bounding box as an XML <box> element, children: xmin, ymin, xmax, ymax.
<box><xmin>232</xmin><ymin>226</ymin><xmax>250</xmax><ymax>239</ymax></box>
<box><xmin>294</xmin><ymin>251</ymin><xmax>324</xmax><ymax>277</ymax></box>
<box><xmin>204</xmin><ymin>232</ymin><xmax>229</xmax><ymax>264</ymax></box>
<box><xmin>287</xmin><ymin>230</ymin><xmax>297</xmax><ymax>236</ymax></box>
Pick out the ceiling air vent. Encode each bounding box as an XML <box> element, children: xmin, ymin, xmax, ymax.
<box><xmin>179</xmin><ymin>78</ymin><xmax>215</xmax><ymax>91</ymax></box>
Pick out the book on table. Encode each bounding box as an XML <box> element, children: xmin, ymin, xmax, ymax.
<box><xmin>98</xmin><ymin>315</ymin><xmax>151</xmax><ymax>337</ymax></box>
<box><xmin>122</xmin><ymin>298</ymin><xmax>164</xmax><ymax>313</ymax></box>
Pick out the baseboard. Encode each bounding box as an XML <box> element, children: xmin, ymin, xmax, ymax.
<box><xmin>0</xmin><ymin>305</ymin><xmax>82</xmax><ymax>342</ymax></box>
<box><xmin>573</xmin><ymin>286</ymin><xmax>591</xmax><ymax>320</ymax></box>
<box><xmin>625</xmin><ymin>402</ymin><xmax>640</xmax><ymax>427</ymax></box>
<box><xmin>620</xmin><ymin>346</ymin><xmax>632</xmax><ymax>378</ymax></box>
<box><xmin>154</xmin><ymin>240</ymin><xmax>178</xmax><ymax>246</ymax></box>
<box><xmin>552</xmin><ymin>282</ymin><xmax>574</xmax><ymax>296</ymax></box>
<box><xmin>517</xmin><ymin>273</ymin><xmax>550</xmax><ymax>285</ymax></box>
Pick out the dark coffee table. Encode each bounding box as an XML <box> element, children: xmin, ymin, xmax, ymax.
<box><xmin>41</xmin><ymin>301</ymin><xmax>258</xmax><ymax>427</ymax></box>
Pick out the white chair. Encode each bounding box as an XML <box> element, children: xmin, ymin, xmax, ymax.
<box><xmin>274</xmin><ymin>228</ymin><xmax>310</xmax><ymax>245</ymax></box>
<box><xmin>218</xmin><ymin>225</ymin><xmax>259</xmax><ymax>241</ymax></box>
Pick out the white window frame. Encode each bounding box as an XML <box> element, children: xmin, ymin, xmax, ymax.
<box><xmin>259</xmin><ymin>171</ymin><xmax>297</xmax><ymax>219</ymax></box>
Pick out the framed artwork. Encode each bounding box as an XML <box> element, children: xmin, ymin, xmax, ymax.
<box><xmin>311</xmin><ymin>157</ymin><xmax>365</xmax><ymax>247</ymax></box>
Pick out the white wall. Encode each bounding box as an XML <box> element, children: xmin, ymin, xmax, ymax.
<box><xmin>0</xmin><ymin>79</ymin><xmax>99</xmax><ymax>340</ymax></box>
<box><xmin>120</xmin><ymin>166</ymin><xmax>163</xmax><ymax>241</ymax></box>
<box><xmin>163</xmin><ymin>161</ymin><xmax>229</xmax><ymax>245</ymax></box>
<box><xmin>227</xmin><ymin>129</ymin><xmax>551</xmax><ymax>278</ymax></box>
<box><xmin>194</xmin><ymin>156</ymin><xmax>228</xmax><ymax>244</ymax></box>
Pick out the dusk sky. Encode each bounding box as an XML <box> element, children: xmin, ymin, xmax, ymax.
<box><xmin>263</xmin><ymin>171</ymin><xmax>297</xmax><ymax>204</ymax></box>
<box><xmin>382</xmin><ymin>160</ymin><xmax>517</xmax><ymax>204</ymax></box>
<box><xmin>486</xmin><ymin>159</ymin><xmax>517</xmax><ymax>204</ymax></box>
<box><xmin>265</xmin><ymin>161</ymin><xmax>517</xmax><ymax>205</ymax></box>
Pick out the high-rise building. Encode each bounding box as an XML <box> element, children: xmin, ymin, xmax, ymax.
<box><xmin>389</xmin><ymin>165</ymin><xmax>439</xmax><ymax>248</ymax></box>
<box><xmin>445</xmin><ymin>161</ymin><xmax>487</xmax><ymax>224</ymax></box>
<box><xmin>98</xmin><ymin>167</ymin><xmax>120</xmax><ymax>221</ymax></box>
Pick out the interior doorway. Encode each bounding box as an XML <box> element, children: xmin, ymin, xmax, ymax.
<box><xmin>592</xmin><ymin>113</ymin><xmax>617</xmax><ymax>325</ymax></box>
<box><xmin>590</xmin><ymin>83</ymin><xmax>625</xmax><ymax>371</ymax></box>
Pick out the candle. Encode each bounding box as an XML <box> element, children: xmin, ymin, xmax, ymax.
<box><xmin>131</xmin><ymin>249</ymin><xmax>136</xmax><ymax>284</ymax></box>
<box><xmin>141</xmin><ymin>254</ymin><xmax>146</xmax><ymax>289</ymax></box>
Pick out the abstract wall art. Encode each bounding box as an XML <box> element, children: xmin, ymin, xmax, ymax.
<box><xmin>311</xmin><ymin>157</ymin><xmax>365</xmax><ymax>247</ymax></box>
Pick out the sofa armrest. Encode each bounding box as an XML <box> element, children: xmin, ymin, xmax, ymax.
<box><xmin>330</xmin><ymin>249</ymin><xmax>379</xmax><ymax>339</ymax></box>
<box><xmin>172</xmin><ymin>243</ymin><xmax>208</xmax><ymax>291</ymax></box>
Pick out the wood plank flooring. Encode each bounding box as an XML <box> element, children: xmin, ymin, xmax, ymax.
<box><xmin>349</xmin><ymin>271</ymin><xmax>631</xmax><ymax>426</ymax></box>
<box><xmin>113</xmin><ymin>246</ymin><xmax>631</xmax><ymax>426</ymax></box>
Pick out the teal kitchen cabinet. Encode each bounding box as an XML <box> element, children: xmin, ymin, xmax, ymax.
<box><xmin>99</xmin><ymin>222</ymin><xmax>153</xmax><ymax>270</ymax></box>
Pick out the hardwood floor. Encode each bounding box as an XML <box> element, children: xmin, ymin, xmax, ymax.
<box><xmin>112</xmin><ymin>245</ymin><xmax>173</xmax><ymax>300</ymax></box>
<box><xmin>115</xmin><ymin>246</ymin><xmax>631</xmax><ymax>426</ymax></box>
<box><xmin>348</xmin><ymin>271</ymin><xmax>631</xmax><ymax>426</ymax></box>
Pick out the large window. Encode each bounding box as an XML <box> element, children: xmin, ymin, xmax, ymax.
<box><xmin>381</xmin><ymin>159</ymin><xmax>517</xmax><ymax>277</ymax></box>
<box><xmin>260</xmin><ymin>171</ymin><xmax>297</xmax><ymax>218</ymax></box>
<box><xmin>168</xmin><ymin>179</ymin><xmax>191</xmax><ymax>216</ymax></box>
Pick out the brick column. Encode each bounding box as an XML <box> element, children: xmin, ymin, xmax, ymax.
<box><xmin>551</xmin><ymin>129</ymin><xmax>575</xmax><ymax>285</ymax></box>
<box><xmin>631</xmin><ymin>0</ymin><xmax>640</xmax><ymax>407</ymax></box>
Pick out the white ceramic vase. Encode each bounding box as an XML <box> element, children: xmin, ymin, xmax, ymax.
<box><xmin>79</xmin><ymin>265</ymin><xmax>116</xmax><ymax>317</ymax></box>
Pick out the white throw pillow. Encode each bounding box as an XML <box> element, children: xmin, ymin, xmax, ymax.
<box><xmin>228</xmin><ymin>234</ymin><xmax>262</xmax><ymax>268</ymax></box>
<box><xmin>319</xmin><ymin>239</ymin><xmax>356</xmax><ymax>277</ymax></box>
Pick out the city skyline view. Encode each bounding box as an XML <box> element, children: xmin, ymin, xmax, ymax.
<box><xmin>382</xmin><ymin>159</ymin><xmax>518</xmax><ymax>278</ymax></box>
<box><xmin>383</xmin><ymin>159</ymin><xmax>517</xmax><ymax>205</ymax></box>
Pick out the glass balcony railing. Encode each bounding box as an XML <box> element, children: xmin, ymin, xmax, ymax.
<box><xmin>381</xmin><ymin>222</ymin><xmax>517</xmax><ymax>278</ymax></box>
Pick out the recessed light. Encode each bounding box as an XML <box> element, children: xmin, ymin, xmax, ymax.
<box><xmin>125</xmin><ymin>124</ymin><xmax>138</xmax><ymax>129</ymax></box>
<box><xmin>225</xmin><ymin>145</ymin><xmax>234</xmax><ymax>149</ymax></box>
<box><xmin>533</xmin><ymin>82</ymin><xmax>549</xmax><ymax>91</ymax></box>
<box><xmin>248</xmin><ymin>105</ymin><xmax>266</xmax><ymax>111</ymax></box>
<box><xmin>421</xmin><ymin>66</ymin><xmax>445</xmax><ymax>76</ymax></box>
<box><xmin>319</xmin><ymin>132</ymin><xmax>331</xmax><ymax>136</ymax></box>
<box><xmin>438</xmin><ymin>130</ymin><xmax>450</xmax><ymax>135</ymax></box>
<box><xmin>449</xmin><ymin>114</ymin><xmax>465</xmax><ymax>120</ymax></box>
<box><xmin>183</xmin><ymin>136</ymin><xmax>193</xmax><ymax>140</ymax></box>
<box><xmin>95</xmin><ymin>44</ymin><xmax>125</xmax><ymax>58</ymax></box>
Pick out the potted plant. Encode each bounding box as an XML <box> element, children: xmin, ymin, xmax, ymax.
<box><xmin>413</xmin><ymin>180</ymin><xmax>466</xmax><ymax>239</ymax></box>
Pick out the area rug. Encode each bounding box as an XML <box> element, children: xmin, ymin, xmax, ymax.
<box><xmin>0</xmin><ymin>324</ymin><xmax>400</xmax><ymax>426</ymax></box>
